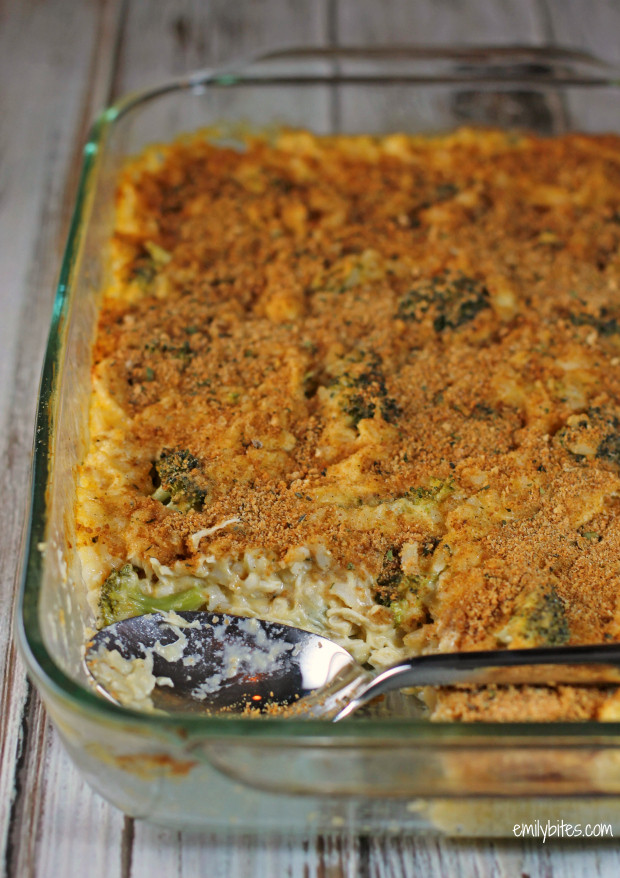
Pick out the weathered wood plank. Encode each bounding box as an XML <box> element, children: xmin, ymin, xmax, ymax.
<box><xmin>366</xmin><ymin>835</ymin><xmax>620</xmax><ymax>877</ymax></box>
<box><xmin>540</xmin><ymin>0</ymin><xmax>620</xmax><ymax>133</ymax></box>
<box><xmin>332</xmin><ymin>0</ymin><xmax>552</xmax><ymax>134</ymax></box>
<box><xmin>206</xmin><ymin>0</ymin><xmax>329</xmax><ymax>65</ymax></box>
<box><xmin>334</xmin><ymin>0</ymin><xmax>547</xmax><ymax>45</ymax></box>
<box><xmin>114</xmin><ymin>0</ymin><xmax>330</xmax><ymax>97</ymax></box>
<box><xmin>109</xmin><ymin>0</ymin><xmax>213</xmax><ymax>98</ymax></box>
<box><xmin>29</xmin><ymin>740</ymin><xmax>128</xmax><ymax>878</ymax></box>
<box><xmin>0</xmin><ymin>1</ymin><xmax>127</xmax><ymax>876</ymax></box>
<box><xmin>129</xmin><ymin>828</ymin><xmax>365</xmax><ymax>878</ymax></box>
<box><xmin>543</xmin><ymin>0</ymin><xmax>620</xmax><ymax>63</ymax></box>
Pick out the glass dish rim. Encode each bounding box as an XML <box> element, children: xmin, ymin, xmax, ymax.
<box><xmin>16</xmin><ymin>43</ymin><xmax>620</xmax><ymax>740</ymax></box>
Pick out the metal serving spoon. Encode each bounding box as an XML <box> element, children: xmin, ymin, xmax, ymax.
<box><xmin>85</xmin><ymin>611</ymin><xmax>620</xmax><ymax>720</ymax></box>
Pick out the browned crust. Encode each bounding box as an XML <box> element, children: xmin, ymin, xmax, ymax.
<box><xmin>78</xmin><ymin>129</ymin><xmax>620</xmax><ymax>718</ymax></box>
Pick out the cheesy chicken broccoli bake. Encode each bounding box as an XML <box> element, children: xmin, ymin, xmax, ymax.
<box><xmin>76</xmin><ymin>127</ymin><xmax>620</xmax><ymax>720</ymax></box>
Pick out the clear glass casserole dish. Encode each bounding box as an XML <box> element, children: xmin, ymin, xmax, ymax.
<box><xmin>16</xmin><ymin>46</ymin><xmax>620</xmax><ymax>836</ymax></box>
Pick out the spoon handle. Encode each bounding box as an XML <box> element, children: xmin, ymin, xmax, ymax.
<box><xmin>332</xmin><ymin>642</ymin><xmax>620</xmax><ymax>721</ymax></box>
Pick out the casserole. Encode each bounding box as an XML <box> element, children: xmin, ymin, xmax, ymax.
<box><xmin>16</xmin><ymin>46</ymin><xmax>620</xmax><ymax>835</ymax></box>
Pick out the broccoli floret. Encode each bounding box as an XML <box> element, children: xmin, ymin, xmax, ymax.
<box><xmin>151</xmin><ymin>448</ymin><xmax>208</xmax><ymax>512</ymax></box>
<box><xmin>373</xmin><ymin>547</ymin><xmax>437</xmax><ymax>631</ymax></box>
<box><xmin>556</xmin><ymin>408</ymin><xmax>620</xmax><ymax>467</ymax></box>
<box><xmin>397</xmin><ymin>271</ymin><xmax>490</xmax><ymax>331</ymax></box>
<box><xmin>406</xmin><ymin>479</ymin><xmax>455</xmax><ymax>504</ymax></box>
<box><xmin>595</xmin><ymin>409</ymin><xmax>620</xmax><ymax>466</ymax></box>
<box><xmin>498</xmin><ymin>584</ymin><xmax>570</xmax><ymax>647</ymax></box>
<box><xmin>326</xmin><ymin>352</ymin><xmax>401</xmax><ymax>428</ymax></box>
<box><xmin>471</xmin><ymin>402</ymin><xmax>497</xmax><ymax>420</ymax></box>
<box><xmin>389</xmin><ymin>586</ymin><xmax>432</xmax><ymax>629</ymax></box>
<box><xmin>598</xmin><ymin>432</ymin><xmax>620</xmax><ymax>465</ymax></box>
<box><xmin>344</xmin><ymin>394</ymin><xmax>377</xmax><ymax>425</ymax></box>
<box><xmin>340</xmin><ymin>353</ymin><xmax>401</xmax><ymax>426</ymax></box>
<box><xmin>128</xmin><ymin>241</ymin><xmax>171</xmax><ymax>290</ymax></box>
<box><xmin>130</xmin><ymin>257</ymin><xmax>156</xmax><ymax>287</ymax></box>
<box><xmin>570</xmin><ymin>307</ymin><xmax>620</xmax><ymax>337</ymax></box>
<box><xmin>374</xmin><ymin>547</ymin><xmax>404</xmax><ymax>603</ymax></box>
<box><xmin>421</xmin><ymin>536</ymin><xmax>441</xmax><ymax>556</ymax></box>
<box><xmin>525</xmin><ymin>587</ymin><xmax>570</xmax><ymax>646</ymax></box>
<box><xmin>98</xmin><ymin>564</ymin><xmax>206</xmax><ymax>628</ymax></box>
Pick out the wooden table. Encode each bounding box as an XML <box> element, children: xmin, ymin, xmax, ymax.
<box><xmin>3</xmin><ymin>1</ymin><xmax>620</xmax><ymax>874</ymax></box>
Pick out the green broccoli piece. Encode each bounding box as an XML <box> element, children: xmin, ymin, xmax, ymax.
<box><xmin>525</xmin><ymin>587</ymin><xmax>570</xmax><ymax>646</ymax></box>
<box><xmin>389</xmin><ymin>578</ymin><xmax>436</xmax><ymax>631</ymax></box>
<box><xmin>598</xmin><ymin>431</ymin><xmax>620</xmax><ymax>466</ymax></box>
<box><xmin>594</xmin><ymin>409</ymin><xmax>620</xmax><ymax>466</ymax></box>
<box><xmin>373</xmin><ymin>547</ymin><xmax>437</xmax><ymax>631</ymax></box>
<box><xmin>344</xmin><ymin>393</ymin><xmax>377</xmax><ymax>425</ymax></box>
<box><xmin>341</xmin><ymin>353</ymin><xmax>401</xmax><ymax>426</ymax></box>
<box><xmin>129</xmin><ymin>241</ymin><xmax>172</xmax><ymax>289</ymax></box>
<box><xmin>406</xmin><ymin>479</ymin><xmax>455</xmax><ymax>504</ymax></box>
<box><xmin>498</xmin><ymin>584</ymin><xmax>570</xmax><ymax>647</ymax></box>
<box><xmin>374</xmin><ymin>547</ymin><xmax>405</xmax><ymax>604</ymax></box>
<box><xmin>98</xmin><ymin>564</ymin><xmax>206</xmax><ymax>628</ymax></box>
<box><xmin>129</xmin><ymin>255</ymin><xmax>156</xmax><ymax>287</ymax></box>
<box><xmin>556</xmin><ymin>408</ymin><xmax>620</xmax><ymax>467</ymax></box>
<box><xmin>397</xmin><ymin>271</ymin><xmax>490</xmax><ymax>331</ymax></box>
<box><xmin>570</xmin><ymin>307</ymin><xmax>620</xmax><ymax>337</ymax></box>
<box><xmin>151</xmin><ymin>448</ymin><xmax>208</xmax><ymax>512</ymax></box>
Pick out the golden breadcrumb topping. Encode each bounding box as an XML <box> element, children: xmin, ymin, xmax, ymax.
<box><xmin>77</xmin><ymin>127</ymin><xmax>620</xmax><ymax>719</ymax></box>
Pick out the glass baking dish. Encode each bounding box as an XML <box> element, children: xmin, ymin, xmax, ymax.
<box><xmin>16</xmin><ymin>46</ymin><xmax>620</xmax><ymax>836</ymax></box>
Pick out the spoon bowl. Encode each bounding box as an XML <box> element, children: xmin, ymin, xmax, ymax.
<box><xmin>85</xmin><ymin>611</ymin><xmax>356</xmax><ymax>714</ymax></box>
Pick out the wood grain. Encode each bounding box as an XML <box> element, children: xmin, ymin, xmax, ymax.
<box><xmin>129</xmin><ymin>827</ymin><xmax>368</xmax><ymax>878</ymax></box>
<box><xmin>334</xmin><ymin>0</ymin><xmax>548</xmax><ymax>45</ymax></box>
<box><xmin>543</xmin><ymin>0</ymin><xmax>620</xmax><ymax>63</ymax></box>
<box><xmin>0</xmin><ymin>1</ymin><xmax>126</xmax><ymax>875</ymax></box>
<box><xmin>3</xmin><ymin>1</ymin><xmax>620</xmax><ymax>876</ymax></box>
